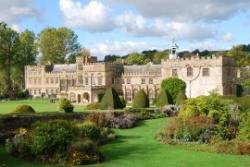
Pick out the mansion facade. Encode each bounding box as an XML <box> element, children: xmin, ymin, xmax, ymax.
<box><xmin>25</xmin><ymin>43</ymin><xmax>238</xmax><ymax>104</ymax></box>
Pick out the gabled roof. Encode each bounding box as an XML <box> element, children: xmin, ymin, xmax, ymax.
<box><xmin>124</xmin><ymin>62</ymin><xmax>161</xmax><ymax>74</ymax></box>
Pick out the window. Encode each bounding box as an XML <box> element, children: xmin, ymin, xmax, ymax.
<box><xmin>122</xmin><ymin>79</ymin><xmax>125</xmax><ymax>84</ymax></box>
<box><xmin>55</xmin><ymin>78</ymin><xmax>58</xmax><ymax>84</ymax></box>
<box><xmin>78</xmin><ymin>64</ymin><xmax>83</xmax><ymax>70</ymax></box>
<box><xmin>172</xmin><ymin>69</ymin><xmax>178</xmax><ymax>77</ymax></box>
<box><xmin>51</xmin><ymin>78</ymin><xmax>54</xmax><ymax>84</ymax></box>
<box><xmin>202</xmin><ymin>68</ymin><xmax>210</xmax><ymax>76</ymax></box>
<box><xmin>34</xmin><ymin>78</ymin><xmax>37</xmax><ymax>85</ymax></box>
<box><xmin>187</xmin><ymin>67</ymin><xmax>193</xmax><ymax>77</ymax></box>
<box><xmin>78</xmin><ymin>75</ymin><xmax>83</xmax><ymax>84</ymax></box>
<box><xmin>141</xmin><ymin>78</ymin><xmax>146</xmax><ymax>84</ymax></box>
<box><xmin>149</xmin><ymin>78</ymin><xmax>153</xmax><ymax>84</ymax></box>
<box><xmin>85</xmin><ymin>77</ymin><xmax>89</xmax><ymax>85</ymax></box>
<box><xmin>92</xmin><ymin>77</ymin><xmax>96</xmax><ymax>85</ymax></box>
<box><xmin>127</xmin><ymin>78</ymin><xmax>131</xmax><ymax>84</ymax></box>
<box><xmin>98</xmin><ymin>77</ymin><xmax>102</xmax><ymax>85</ymax></box>
<box><xmin>46</xmin><ymin>78</ymin><xmax>49</xmax><ymax>84</ymax></box>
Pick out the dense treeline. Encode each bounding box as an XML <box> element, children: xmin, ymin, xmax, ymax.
<box><xmin>0</xmin><ymin>21</ymin><xmax>250</xmax><ymax>98</ymax></box>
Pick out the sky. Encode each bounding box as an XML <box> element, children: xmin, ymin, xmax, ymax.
<box><xmin>0</xmin><ymin>0</ymin><xmax>250</xmax><ymax>59</ymax></box>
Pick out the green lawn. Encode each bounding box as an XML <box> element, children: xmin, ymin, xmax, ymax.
<box><xmin>0</xmin><ymin>118</ymin><xmax>249</xmax><ymax>167</ymax></box>
<box><xmin>0</xmin><ymin>99</ymin><xmax>85</xmax><ymax>114</ymax></box>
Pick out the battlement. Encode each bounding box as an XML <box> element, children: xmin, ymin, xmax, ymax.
<box><xmin>162</xmin><ymin>54</ymin><xmax>222</xmax><ymax>63</ymax></box>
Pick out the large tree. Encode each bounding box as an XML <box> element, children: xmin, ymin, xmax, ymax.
<box><xmin>0</xmin><ymin>23</ymin><xmax>20</xmax><ymax>96</ymax></box>
<box><xmin>228</xmin><ymin>45</ymin><xmax>250</xmax><ymax>67</ymax></box>
<box><xmin>38</xmin><ymin>27</ymin><xmax>80</xmax><ymax>64</ymax></box>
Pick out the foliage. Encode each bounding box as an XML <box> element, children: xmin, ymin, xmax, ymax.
<box><xmin>13</xmin><ymin>105</ymin><xmax>35</xmax><ymax>114</ymax></box>
<box><xmin>175</xmin><ymin>91</ymin><xmax>187</xmax><ymax>105</ymax></box>
<box><xmin>30</xmin><ymin>120</ymin><xmax>77</xmax><ymax>156</ymax></box>
<box><xmin>100</xmin><ymin>88</ymin><xmax>124</xmax><ymax>109</ymax></box>
<box><xmin>79</xmin><ymin>121</ymin><xmax>101</xmax><ymax>141</ymax></box>
<box><xmin>110</xmin><ymin>113</ymin><xmax>136</xmax><ymax>129</ymax></box>
<box><xmin>120</xmin><ymin>96</ymin><xmax>126</xmax><ymax>108</ymax></box>
<box><xmin>68</xmin><ymin>139</ymin><xmax>104</xmax><ymax>165</ymax></box>
<box><xmin>59</xmin><ymin>98</ymin><xmax>74</xmax><ymax>113</ymax></box>
<box><xmin>237</xmin><ymin>112</ymin><xmax>250</xmax><ymax>141</ymax></box>
<box><xmin>38</xmin><ymin>27</ymin><xmax>80</xmax><ymax>64</ymax></box>
<box><xmin>86</xmin><ymin>112</ymin><xmax>110</xmax><ymax>128</ymax></box>
<box><xmin>155</xmin><ymin>89</ymin><xmax>169</xmax><ymax>107</ymax></box>
<box><xmin>124</xmin><ymin>52</ymin><xmax>145</xmax><ymax>65</ymax></box>
<box><xmin>228</xmin><ymin>45</ymin><xmax>250</xmax><ymax>67</ymax></box>
<box><xmin>129</xmin><ymin>108</ymin><xmax>166</xmax><ymax>120</ymax></box>
<box><xmin>132</xmin><ymin>89</ymin><xmax>149</xmax><ymax>108</ymax></box>
<box><xmin>161</xmin><ymin>77</ymin><xmax>186</xmax><ymax>104</ymax></box>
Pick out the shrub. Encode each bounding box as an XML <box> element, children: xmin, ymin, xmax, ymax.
<box><xmin>161</xmin><ymin>77</ymin><xmax>186</xmax><ymax>103</ymax></box>
<box><xmin>79</xmin><ymin>121</ymin><xmax>101</xmax><ymax>141</ymax></box>
<box><xmin>175</xmin><ymin>91</ymin><xmax>187</xmax><ymax>105</ymax></box>
<box><xmin>59</xmin><ymin>99</ymin><xmax>74</xmax><ymax>113</ymax></box>
<box><xmin>13</xmin><ymin>105</ymin><xmax>35</xmax><ymax>114</ymax></box>
<box><xmin>86</xmin><ymin>112</ymin><xmax>110</xmax><ymax>128</ymax></box>
<box><xmin>5</xmin><ymin>128</ymin><xmax>31</xmax><ymax>159</ymax></box>
<box><xmin>30</xmin><ymin>120</ymin><xmax>78</xmax><ymax>156</ymax></box>
<box><xmin>86</xmin><ymin>103</ymin><xmax>101</xmax><ymax>110</ymax></box>
<box><xmin>68</xmin><ymin>139</ymin><xmax>104</xmax><ymax>165</ymax></box>
<box><xmin>100</xmin><ymin>88</ymin><xmax>124</xmax><ymax>109</ymax></box>
<box><xmin>110</xmin><ymin>113</ymin><xmax>136</xmax><ymax>129</ymax></box>
<box><xmin>156</xmin><ymin>89</ymin><xmax>169</xmax><ymax>107</ymax></box>
<box><xmin>130</xmin><ymin>109</ymin><xmax>166</xmax><ymax>120</ymax></box>
<box><xmin>132</xmin><ymin>90</ymin><xmax>149</xmax><ymax>108</ymax></box>
<box><xmin>236</xmin><ymin>141</ymin><xmax>250</xmax><ymax>155</ymax></box>
<box><xmin>237</xmin><ymin>112</ymin><xmax>250</xmax><ymax>141</ymax></box>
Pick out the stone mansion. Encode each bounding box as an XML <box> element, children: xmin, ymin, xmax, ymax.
<box><xmin>25</xmin><ymin>42</ymin><xmax>238</xmax><ymax>104</ymax></box>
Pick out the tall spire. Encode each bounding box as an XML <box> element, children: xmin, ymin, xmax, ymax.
<box><xmin>169</xmin><ymin>38</ymin><xmax>178</xmax><ymax>60</ymax></box>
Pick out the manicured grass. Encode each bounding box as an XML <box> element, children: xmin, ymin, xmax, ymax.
<box><xmin>0</xmin><ymin>99</ymin><xmax>85</xmax><ymax>114</ymax></box>
<box><xmin>0</xmin><ymin>118</ymin><xmax>249</xmax><ymax>167</ymax></box>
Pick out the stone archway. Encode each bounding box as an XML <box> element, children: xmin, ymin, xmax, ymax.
<box><xmin>77</xmin><ymin>94</ymin><xmax>81</xmax><ymax>103</ymax></box>
<box><xmin>82</xmin><ymin>92</ymin><xmax>90</xmax><ymax>104</ymax></box>
<box><xmin>69</xmin><ymin>92</ymin><xmax>76</xmax><ymax>103</ymax></box>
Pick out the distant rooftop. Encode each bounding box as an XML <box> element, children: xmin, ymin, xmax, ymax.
<box><xmin>124</xmin><ymin>62</ymin><xmax>161</xmax><ymax>74</ymax></box>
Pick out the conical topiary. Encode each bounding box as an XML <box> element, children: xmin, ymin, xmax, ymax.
<box><xmin>175</xmin><ymin>91</ymin><xmax>187</xmax><ymax>105</ymax></box>
<box><xmin>100</xmin><ymin>88</ymin><xmax>124</xmax><ymax>109</ymax></box>
<box><xmin>132</xmin><ymin>89</ymin><xmax>149</xmax><ymax>108</ymax></box>
<box><xmin>156</xmin><ymin>89</ymin><xmax>169</xmax><ymax>107</ymax></box>
<box><xmin>119</xmin><ymin>96</ymin><xmax>126</xmax><ymax>108</ymax></box>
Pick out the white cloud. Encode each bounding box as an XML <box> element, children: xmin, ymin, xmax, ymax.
<box><xmin>112</xmin><ymin>0</ymin><xmax>250</xmax><ymax>21</ymax></box>
<box><xmin>90</xmin><ymin>41</ymin><xmax>159</xmax><ymax>59</ymax></box>
<box><xmin>223</xmin><ymin>33</ymin><xmax>233</xmax><ymax>42</ymax></box>
<box><xmin>0</xmin><ymin>0</ymin><xmax>39</xmax><ymax>24</ymax></box>
<box><xmin>59</xmin><ymin>0</ymin><xmax>115</xmax><ymax>32</ymax></box>
<box><xmin>116</xmin><ymin>12</ymin><xmax>215</xmax><ymax>41</ymax></box>
<box><xmin>11</xmin><ymin>24</ymin><xmax>21</xmax><ymax>33</ymax></box>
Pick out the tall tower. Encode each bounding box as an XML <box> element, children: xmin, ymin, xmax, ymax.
<box><xmin>169</xmin><ymin>39</ymin><xmax>178</xmax><ymax>60</ymax></box>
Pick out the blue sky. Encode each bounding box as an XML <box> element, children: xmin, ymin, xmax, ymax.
<box><xmin>1</xmin><ymin>0</ymin><xmax>250</xmax><ymax>59</ymax></box>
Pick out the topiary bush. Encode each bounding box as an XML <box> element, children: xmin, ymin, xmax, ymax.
<box><xmin>120</xmin><ymin>96</ymin><xmax>126</xmax><ymax>108</ymax></box>
<box><xmin>59</xmin><ymin>99</ymin><xmax>74</xmax><ymax>113</ymax></box>
<box><xmin>161</xmin><ymin>77</ymin><xmax>186</xmax><ymax>103</ymax></box>
<box><xmin>79</xmin><ymin>121</ymin><xmax>101</xmax><ymax>141</ymax></box>
<box><xmin>156</xmin><ymin>89</ymin><xmax>169</xmax><ymax>107</ymax></box>
<box><xmin>100</xmin><ymin>88</ymin><xmax>124</xmax><ymax>109</ymax></box>
<box><xmin>132</xmin><ymin>89</ymin><xmax>149</xmax><ymax>108</ymax></box>
<box><xmin>13</xmin><ymin>105</ymin><xmax>35</xmax><ymax>114</ymax></box>
<box><xmin>175</xmin><ymin>91</ymin><xmax>187</xmax><ymax>105</ymax></box>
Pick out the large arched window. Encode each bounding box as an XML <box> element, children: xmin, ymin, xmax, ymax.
<box><xmin>187</xmin><ymin>66</ymin><xmax>193</xmax><ymax>77</ymax></box>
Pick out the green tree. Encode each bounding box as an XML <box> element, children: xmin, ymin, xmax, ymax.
<box><xmin>125</xmin><ymin>52</ymin><xmax>145</xmax><ymax>65</ymax></box>
<box><xmin>100</xmin><ymin>88</ymin><xmax>124</xmax><ymax>109</ymax></box>
<box><xmin>228</xmin><ymin>45</ymin><xmax>250</xmax><ymax>67</ymax></box>
<box><xmin>156</xmin><ymin>89</ymin><xmax>170</xmax><ymax>107</ymax></box>
<box><xmin>0</xmin><ymin>23</ymin><xmax>20</xmax><ymax>96</ymax></box>
<box><xmin>153</xmin><ymin>50</ymin><xmax>169</xmax><ymax>63</ymax></box>
<box><xmin>161</xmin><ymin>77</ymin><xmax>186</xmax><ymax>103</ymax></box>
<box><xmin>175</xmin><ymin>91</ymin><xmax>187</xmax><ymax>105</ymax></box>
<box><xmin>132</xmin><ymin>89</ymin><xmax>149</xmax><ymax>108</ymax></box>
<box><xmin>38</xmin><ymin>27</ymin><xmax>80</xmax><ymax>64</ymax></box>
